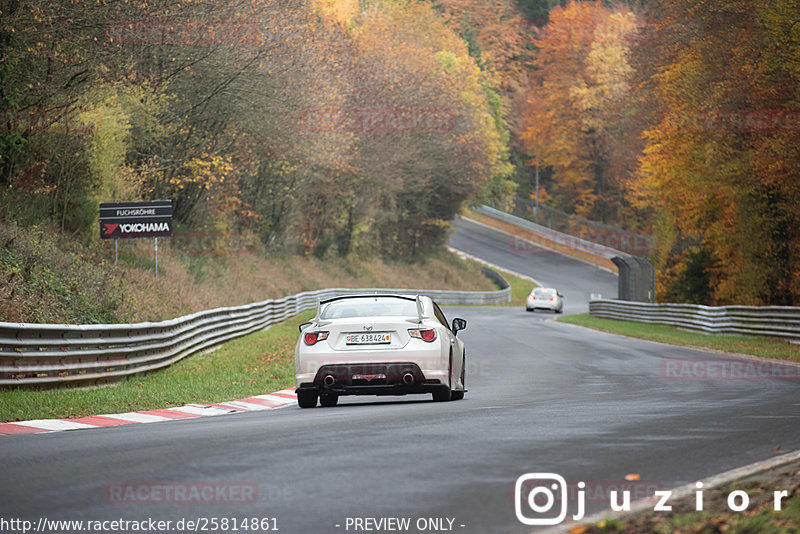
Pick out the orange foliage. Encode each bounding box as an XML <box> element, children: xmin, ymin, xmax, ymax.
<box><xmin>632</xmin><ymin>0</ymin><xmax>800</xmax><ymax>305</ymax></box>
<box><xmin>521</xmin><ymin>1</ymin><xmax>638</xmax><ymax>222</ymax></box>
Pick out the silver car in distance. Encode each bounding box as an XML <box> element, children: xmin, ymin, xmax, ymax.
<box><xmin>525</xmin><ymin>287</ymin><xmax>564</xmax><ymax>314</ymax></box>
<box><xmin>294</xmin><ymin>295</ymin><xmax>467</xmax><ymax>408</ymax></box>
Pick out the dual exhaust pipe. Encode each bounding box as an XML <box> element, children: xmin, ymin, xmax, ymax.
<box><xmin>323</xmin><ymin>373</ymin><xmax>415</xmax><ymax>386</ymax></box>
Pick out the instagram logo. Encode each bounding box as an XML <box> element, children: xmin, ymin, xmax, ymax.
<box><xmin>514</xmin><ymin>473</ymin><xmax>570</xmax><ymax>526</ymax></box>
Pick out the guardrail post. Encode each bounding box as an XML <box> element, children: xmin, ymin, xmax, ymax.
<box><xmin>612</xmin><ymin>255</ymin><xmax>655</xmax><ymax>303</ymax></box>
<box><xmin>633</xmin><ymin>256</ymin><xmax>656</xmax><ymax>303</ymax></box>
<box><xmin>611</xmin><ymin>256</ymin><xmax>632</xmax><ymax>301</ymax></box>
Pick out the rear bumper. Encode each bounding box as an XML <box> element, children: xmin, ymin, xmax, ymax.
<box><xmin>527</xmin><ymin>300</ymin><xmax>560</xmax><ymax>311</ymax></box>
<box><xmin>296</xmin><ymin>362</ymin><xmax>447</xmax><ymax>397</ymax></box>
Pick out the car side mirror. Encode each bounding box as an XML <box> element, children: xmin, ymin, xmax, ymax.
<box><xmin>299</xmin><ymin>322</ymin><xmax>312</xmax><ymax>332</ymax></box>
<box><xmin>558</xmin><ymin>293</ymin><xmax>564</xmax><ymax>298</ymax></box>
<box><xmin>452</xmin><ymin>318</ymin><xmax>467</xmax><ymax>334</ymax></box>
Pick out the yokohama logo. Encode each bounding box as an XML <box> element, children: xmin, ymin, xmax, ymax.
<box><xmin>119</xmin><ymin>222</ymin><xmax>169</xmax><ymax>234</ymax></box>
<box><xmin>105</xmin><ymin>222</ymin><xmax>171</xmax><ymax>235</ymax></box>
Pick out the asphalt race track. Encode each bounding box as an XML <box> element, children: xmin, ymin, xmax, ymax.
<box><xmin>449</xmin><ymin>217</ymin><xmax>618</xmax><ymax>313</ymax></box>
<box><xmin>1</xmin><ymin>220</ymin><xmax>798</xmax><ymax>533</ymax></box>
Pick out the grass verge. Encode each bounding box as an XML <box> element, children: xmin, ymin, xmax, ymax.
<box><xmin>0</xmin><ymin>311</ymin><xmax>311</xmax><ymax>423</ymax></box>
<box><xmin>454</xmin><ymin>267</ymin><xmax>534</xmax><ymax>308</ymax></box>
<box><xmin>559</xmin><ymin>313</ymin><xmax>800</xmax><ymax>362</ymax></box>
<box><xmin>448</xmin><ymin>248</ymin><xmax>536</xmax><ymax>307</ymax></box>
<box><xmin>498</xmin><ymin>269</ymin><xmax>536</xmax><ymax>307</ymax></box>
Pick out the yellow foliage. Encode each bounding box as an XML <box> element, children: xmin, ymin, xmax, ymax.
<box><xmin>311</xmin><ymin>0</ymin><xmax>359</xmax><ymax>27</ymax></box>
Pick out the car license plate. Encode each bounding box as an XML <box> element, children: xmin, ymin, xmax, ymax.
<box><xmin>346</xmin><ymin>333</ymin><xmax>391</xmax><ymax>345</ymax></box>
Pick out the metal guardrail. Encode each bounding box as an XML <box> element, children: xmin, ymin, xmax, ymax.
<box><xmin>474</xmin><ymin>205</ymin><xmax>621</xmax><ymax>259</ymax></box>
<box><xmin>590</xmin><ymin>299</ymin><xmax>800</xmax><ymax>341</ymax></box>
<box><xmin>501</xmin><ymin>196</ymin><xmax>655</xmax><ymax>256</ymax></box>
<box><xmin>473</xmin><ymin>205</ymin><xmax>656</xmax><ymax>302</ymax></box>
<box><xmin>1</xmin><ymin>271</ymin><xmax>510</xmax><ymax>387</ymax></box>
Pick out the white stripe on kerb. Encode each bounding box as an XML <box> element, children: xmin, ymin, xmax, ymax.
<box><xmin>167</xmin><ymin>405</ymin><xmax>235</xmax><ymax>416</ymax></box>
<box><xmin>99</xmin><ymin>412</ymin><xmax>172</xmax><ymax>423</ymax></box>
<box><xmin>13</xmin><ymin>420</ymin><xmax>98</xmax><ymax>431</ymax></box>
<box><xmin>251</xmin><ymin>394</ymin><xmax>294</xmax><ymax>404</ymax></box>
<box><xmin>217</xmin><ymin>401</ymin><xmax>273</xmax><ymax>411</ymax></box>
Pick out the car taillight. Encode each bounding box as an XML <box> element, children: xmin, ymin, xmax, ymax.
<box><xmin>551</xmin><ymin>297</ymin><xmax>558</xmax><ymax>301</ymax></box>
<box><xmin>409</xmin><ymin>328</ymin><xmax>437</xmax><ymax>342</ymax></box>
<box><xmin>304</xmin><ymin>331</ymin><xmax>329</xmax><ymax>346</ymax></box>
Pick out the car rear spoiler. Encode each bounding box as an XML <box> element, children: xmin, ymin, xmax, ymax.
<box><xmin>411</xmin><ymin>295</ymin><xmax>430</xmax><ymax>324</ymax></box>
<box><xmin>406</xmin><ymin>295</ymin><xmax>429</xmax><ymax>324</ymax></box>
<box><xmin>312</xmin><ymin>299</ymin><xmax>332</xmax><ymax>327</ymax></box>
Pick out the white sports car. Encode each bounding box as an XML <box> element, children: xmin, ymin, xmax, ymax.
<box><xmin>294</xmin><ymin>294</ymin><xmax>467</xmax><ymax>408</ymax></box>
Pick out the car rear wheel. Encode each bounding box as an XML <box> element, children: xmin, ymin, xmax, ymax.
<box><xmin>433</xmin><ymin>354</ymin><xmax>453</xmax><ymax>402</ymax></box>
<box><xmin>319</xmin><ymin>393</ymin><xmax>338</xmax><ymax>407</ymax></box>
<box><xmin>432</xmin><ymin>387</ymin><xmax>451</xmax><ymax>402</ymax></box>
<box><xmin>450</xmin><ymin>355</ymin><xmax>465</xmax><ymax>401</ymax></box>
<box><xmin>297</xmin><ymin>390</ymin><xmax>318</xmax><ymax>408</ymax></box>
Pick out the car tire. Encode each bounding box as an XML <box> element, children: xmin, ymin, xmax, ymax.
<box><xmin>433</xmin><ymin>354</ymin><xmax>454</xmax><ymax>402</ymax></box>
<box><xmin>297</xmin><ymin>390</ymin><xmax>318</xmax><ymax>408</ymax></box>
<box><xmin>432</xmin><ymin>387</ymin><xmax>452</xmax><ymax>402</ymax></box>
<box><xmin>450</xmin><ymin>355</ymin><xmax>465</xmax><ymax>401</ymax></box>
<box><xmin>319</xmin><ymin>393</ymin><xmax>338</xmax><ymax>407</ymax></box>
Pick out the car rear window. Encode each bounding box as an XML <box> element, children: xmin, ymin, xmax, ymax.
<box><xmin>320</xmin><ymin>297</ymin><xmax>418</xmax><ymax>319</ymax></box>
<box><xmin>533</xmin><ymin>288</ymin><xmax>556</xmax><ymax>298</ymax></box>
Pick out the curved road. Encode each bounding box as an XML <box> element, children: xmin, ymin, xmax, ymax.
<box><xmin>449</xmin><ymin>216</ymin><xmax>618</xmax><ymax>312</ymax></box>
<box><xmin>1</xmin><ymin>219</ymin><xmax>798</xmax><ymax>533</ymax></box>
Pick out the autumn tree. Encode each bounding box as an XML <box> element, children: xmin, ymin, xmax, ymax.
<box><xmin>521</xmin><ymin>0</ymin><xmax>640</xmax><ymax>223</ymax></box>
<box><xmin>632</xmin><ymin>0</ymin><xmax>800</xmax><ymax>305</ymax></box>
<box><xmin>1</xmin><ymin>0</ymin><xmax>522</xmax><ymax>263</ymax></box>
<box><xmin>289</xmin><ymin>0</ymin><xmax>511</xmax><ymax>258</ymax></box>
